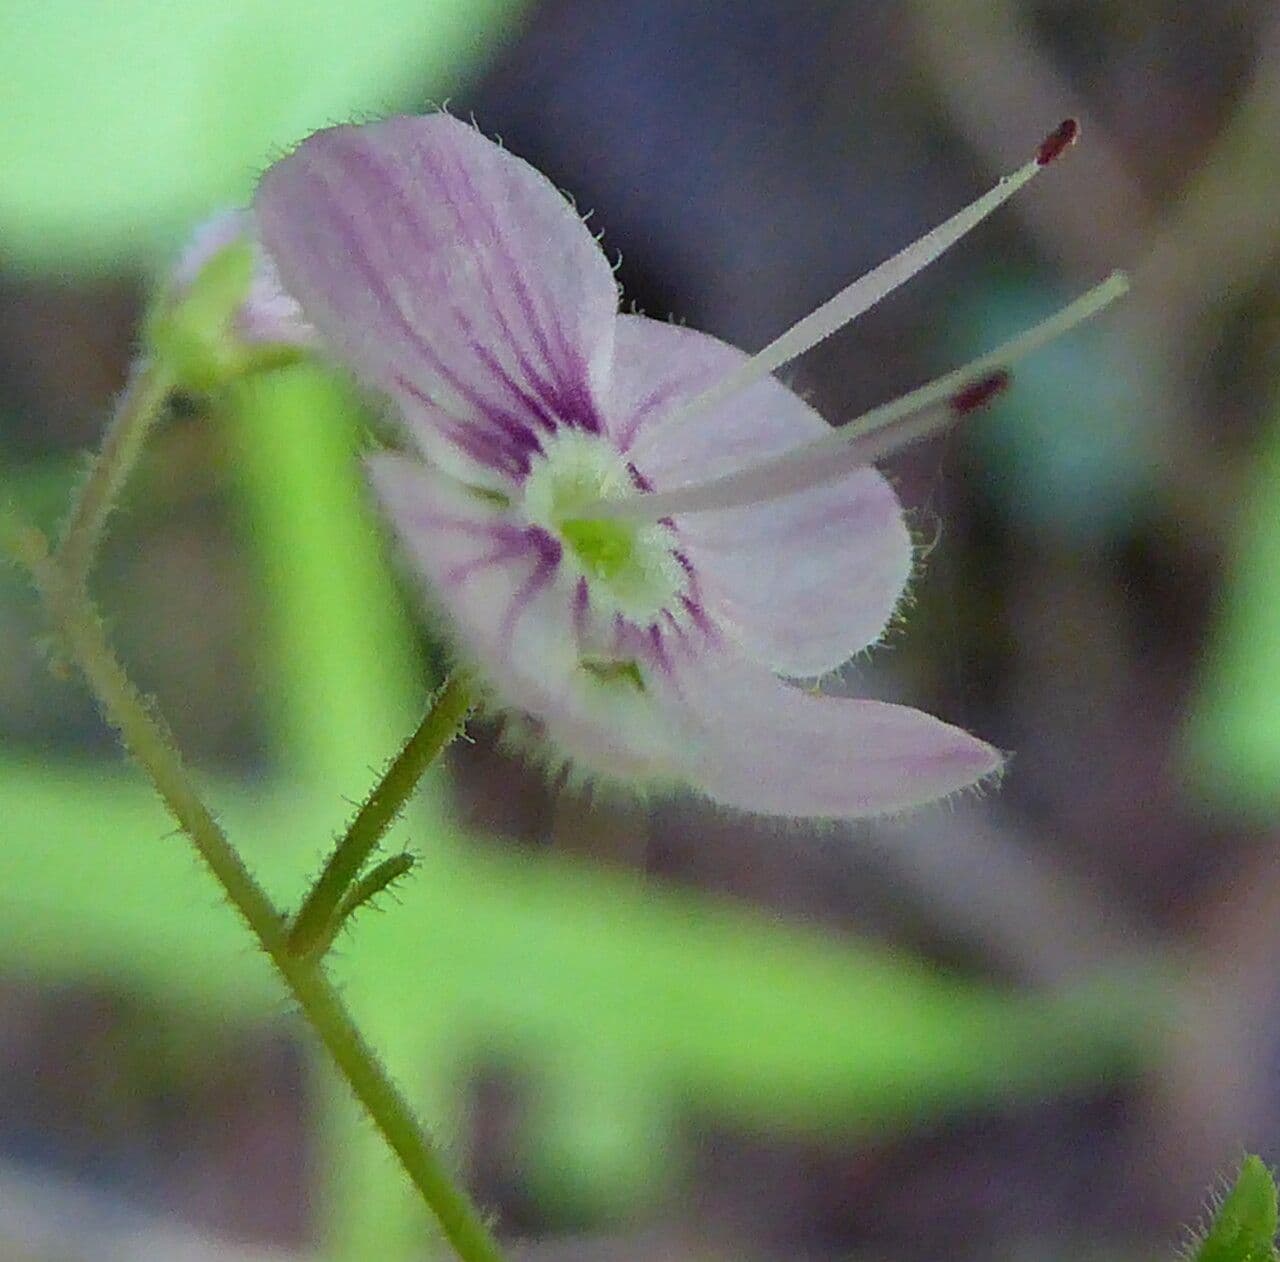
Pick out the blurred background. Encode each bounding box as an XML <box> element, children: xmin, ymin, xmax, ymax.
<box><xmin>3</xmin><ymin>0</ymin><xmax>1280</xmax><ymax>1258</ymax></box>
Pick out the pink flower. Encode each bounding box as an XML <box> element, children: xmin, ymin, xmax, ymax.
<box><xmin>254</xmin><ymin>113</ymin><xmax>1124</xmax><ymax>817</ymax></box>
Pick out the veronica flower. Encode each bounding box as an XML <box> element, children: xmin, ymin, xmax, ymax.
<box><xmin>253</xmin><ymin>114</ymin><xmax>1124</xmax><ymax>817</ymax></box>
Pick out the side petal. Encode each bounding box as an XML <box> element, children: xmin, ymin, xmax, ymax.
<box><xmin>612</xmin><ymin>315</ymin><xmax>913</xmax><ymax>677</ymax></box>
<box><xmin>257</xmin><ymin>115</ymin><xmax>619</xmax><ymax>479</ymax></box>
<box><xmin>670</xmin><ymin>655</ymin><xmax>1002</xmax><ymax>819</ymax></box>
<box><xmin>367</xmin><ymin>453</ymin><xmax>685</xmax><ymax>780</ymax></box>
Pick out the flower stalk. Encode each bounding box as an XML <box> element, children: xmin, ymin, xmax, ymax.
<box><xmin>288</xmin><ymin>670</ymin><xmax>475</xmax><ymax>958</ymax></box>
<box><xmin>3</xmin><ymin>507</ymin><xmax>505</xmax><ymax>1262</ymax></box>
<box><xmin>56</xmin><ymin>357</ymin><xmax>174</xmax><ymax>590</ymax></box>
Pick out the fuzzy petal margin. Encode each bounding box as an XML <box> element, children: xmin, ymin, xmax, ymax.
<box><xmin>257</xmin><ymin>114</ymin><xmax>619</xmax><ymax>482</ymax></box>
<box><xmin>611</xmin><ymin>315</ymin><xmax>913</xmax><ymax>677</ymax></box>
<box><xmin>670</xmin><ymin>655</ymin><xmax>1003</xmax><ymax>818</ymax></box>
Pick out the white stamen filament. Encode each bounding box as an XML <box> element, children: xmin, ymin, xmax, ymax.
<box><xmin>634</xmin><ymin>133</ymin><xmax>1068</xmax><ymax>455</ymax></box>
<box><xmin>583</xmin><ymin>271</ymin><xmax>1129</xmax><ymax>521</ymax></box>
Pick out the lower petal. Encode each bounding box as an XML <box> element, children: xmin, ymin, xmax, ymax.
<box><xmin>669</xmin><ymin>655</ymin><xmax>1002</xmax><ymax>818</ymax></box>
<box><xmin>370</xmin><ymin>453</ymin><xmax>994</xmax><ymax>815</ymax></box>
<box><xmin>369</xmin><ymin>453</ymin><xmax>577</xmax><ymax>697</ymax></box>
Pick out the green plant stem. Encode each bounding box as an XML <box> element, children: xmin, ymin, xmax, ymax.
<box><xmin>6</xmin><ymin>511</ymin><xmax>505</xmax><ymax>1262</ymax></box>
<box><xmin>311</xmin><ymin>852</ymin><xmax>418</xmax><ymax>959</ymax></box>
<box><xmin>57</xmin><ymin>358</ymin><xmax>174</xmax><ymax>589</ymax></box>
<box><xmin>289</xmin><ymin>672</ymin><xmax>473</xmax><ymax>957</ymax></box>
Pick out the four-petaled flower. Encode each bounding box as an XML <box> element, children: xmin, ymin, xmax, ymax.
<box><xmin>254</xmin><ymin>113</ymin><xmax>1123</xmax><ymax>817</ymax></box>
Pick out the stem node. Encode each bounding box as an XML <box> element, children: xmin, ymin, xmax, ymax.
<box><xmin>288</xmin><ymin>672</ymin><xmax>473</xmax><ymax>958</ymax></box>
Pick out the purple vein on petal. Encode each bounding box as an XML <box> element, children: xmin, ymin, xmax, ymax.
<box><xmin>323</xmin><ymin>141</ymin><xmax>567</xmax><ymax>442</ymax></box>
<box><xmin>616</xmin><ymin>377</ymin><xmax>693</xmax><ymax>451</ymax></box>
<box><xmin>400</xmin><ymin>507</ymin><xmax>520</xmax><ymax>539</ymax></box>
<box><xmin>607</xmin><ymin>615</ymin><xmax>674</xmax><ymax>679</ymax></box>
<box><xmin>661</xmin><ymin>609</ymin><xmax>699</xmax><ymax>655</ymax></box>
<box><xmin>441</xmin><ymin>145</ymin><xmax>567</xmax><ymax>377</ymax></box>
<box><xmin>444</xmin><ymin>529</ymin><xmax>533</xmax><ymax>586</ymax></box>
<box><xmin>444</xmin><ymin>144</ymin><xmax>606</xmax><ymax>433</ymax></box>
<box><xmin>679</xmin><ymin>595</ymin><xmax>718</xmax><ymax>640</ymax></box>
<box><xmin>498</xmin><ymin>529</ymin><xmax>563</xmax><ymax>646</ymax></box>
<box><xmin>393</xmin><ymin>373</ymin><xmax>540</xmax><ymax>479</ymax></box>
<box><xmin>572</xmin><ymin>576</ymin><xmax>591</xmax><ymax>641</ymax></box>
<box><xmin>300</xmin><ymin>171</ymin><xmax>548</xmax><ymax>460</ymax></box>
<box><xmin>647</xmin><ymin>624</ymin><xmax>673</xmax><ymax>676</ymax></box>
<box><xmin>662</xmin><ymin>544</ymin><xmax>714</xmax><ymax>639</ymax></box>
<box><xmin>393</xmin><ymin>371</ymin><xmax>544</xmax><ymax>457</ymax></box>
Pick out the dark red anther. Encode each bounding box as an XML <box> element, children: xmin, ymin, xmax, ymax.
<box><xmin>1036</xmin><ymin>118</ymin><xmax>1079</xmax><ymax>166</ymax></box>
<box><xmin>950</xmin><ymin>370</ymin><xmax>1011</xmax><ymax>416</ymax></box>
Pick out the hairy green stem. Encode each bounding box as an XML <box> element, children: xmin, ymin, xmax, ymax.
<box><xmin>57</xmin><ymin>358</ymin><xmax>175</xmax><ymax>590</ymax></box>
<box><xmin>310</xmin><ymin>853</ymin><xmax>418</xmax><ymax>959</ymax></box>
<box><xmin>6</xmin><ymin>512</ymin><xmax>505</xmax><ymax>1262</ymax></box>
<box><xmin>289</xmin><ymin>672</ymin><xmax>474</xmax><ymax>957</ymax></box>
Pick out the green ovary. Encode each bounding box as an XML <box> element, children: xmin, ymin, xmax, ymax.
<box><xmin>560</xmin><ymin>517</ymin><xmax>639</xmax><ymax>582</ymax></box>
<box><xmin>521</xmin><ymin>430</ymin><xmax>683</xmax><ymax>620</ymax></box>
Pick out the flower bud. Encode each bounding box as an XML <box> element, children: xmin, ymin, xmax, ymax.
<box><xmin>148</xmin><ymin>210</ymin><xmax>314</xmax><ymax>391</ymax></box>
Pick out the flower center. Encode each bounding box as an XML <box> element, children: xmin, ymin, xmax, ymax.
<box><xmin>520</xmin><ymin>430</ymin><xmax>683</xmax><ymax>621</ymax></box>
<box><xmin>559</xmin><ymin>517</ymin><xmax>639</xmax><ymax>582</ymax></box>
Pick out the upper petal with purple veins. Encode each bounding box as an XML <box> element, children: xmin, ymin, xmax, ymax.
<box><xmin>256</xmin><ymin>114</ymin><xmax>619</xmax><ymax>483</ymax></box>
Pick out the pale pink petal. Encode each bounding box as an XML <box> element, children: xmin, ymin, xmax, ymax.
<box><xmin>611</xmin><ymin>315</ymin><xmax>913</xmax><ymax>676</ymax></box>
<box><xmin>367</xmin><ymin>452</ymin><xmax>575</xmax><ymax>694</ymax></box>
<box><xmin>257</xmin><ymin>115</ymin><xmax>619</xmax><ymax>482</ymax></box>
<box><xmin>367</xmin><ymin>454</ymin><xmax>685</xmax><ymax>779</ymax></box>
<box><xmin>668</xmin><ymin>655</ymin><xmax>1002</xmax><ymax>818</ymax></box>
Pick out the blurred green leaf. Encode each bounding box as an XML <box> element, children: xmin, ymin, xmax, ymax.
<box><xmin>0</xmin><ymin>757</ymin><xmax>1163</xmax><ymax>1243</ymax></box>
<box><xmin>1193</xmin><ymin>1156</ymin><xmax>1279</xmax><ymax>1262</ymax></box>
<box><xmin>0</xmin><ymin>0</ymin><xmax>527</xmax><ymax>274</ymax></box>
